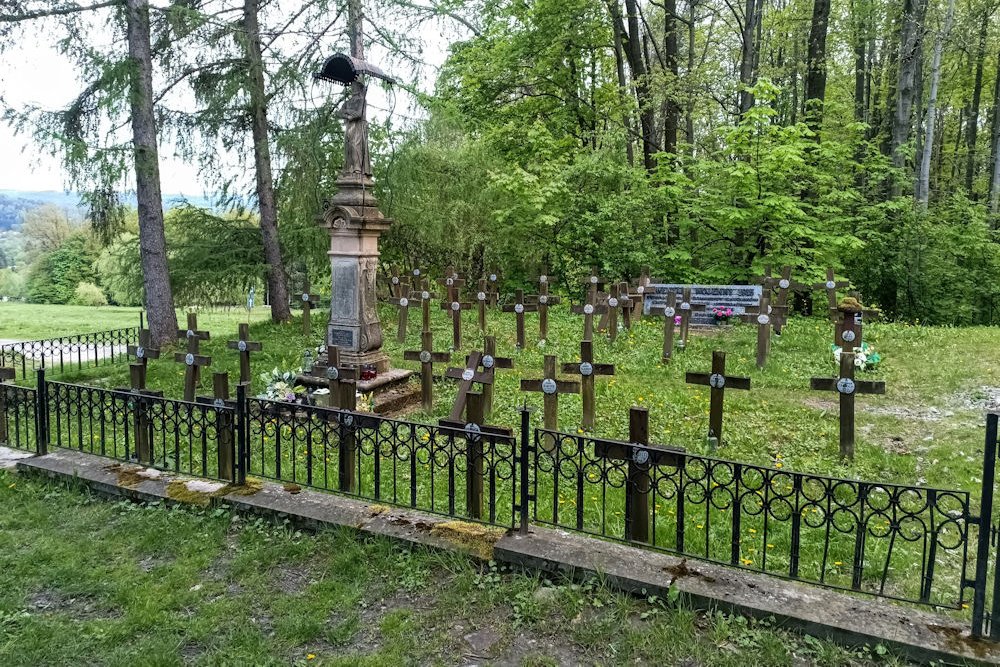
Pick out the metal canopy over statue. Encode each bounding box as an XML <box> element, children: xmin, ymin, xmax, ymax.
<box><xmin>313</xmin><ymin>0</ymin><xmax>398</xmax><ymax>376</ymax></box>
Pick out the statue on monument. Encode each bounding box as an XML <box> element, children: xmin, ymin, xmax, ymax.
<box><xmin>336</xmin><ymin>84</ymin><xmax>372</xmax><ymax>180</ymax></box>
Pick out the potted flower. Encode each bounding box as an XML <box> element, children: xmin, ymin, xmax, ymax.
<box><xmin>711</xmin><ymin>306</ymin><xmax>734</xmax><ymax>324</ymax></box>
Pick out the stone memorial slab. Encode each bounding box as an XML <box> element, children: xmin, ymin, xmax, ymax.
<box><xmin>644</xmin><ymin>284</ymin><xmax>762</xmax><ymax>325</ymax></box>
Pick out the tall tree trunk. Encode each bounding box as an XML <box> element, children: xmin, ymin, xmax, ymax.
<box><xmin>890</xmin><ymin>0</ymin><xmax>928</xmax><ymax>196</ymax></box>
<box><xmin>916</xmin><ymin>0</ymin><xmax>954</xmax><ymax>208</ymax></box>
<box><xmin>244</xmin><ymin>0</ymin><xmax>291</xmax><ymax>323</ymax></box>
<box><xmin>851</xmin><ymin>0</ymin><xmax>867</xmax><ymax>125</ymax></box>
<box><xmin>738</xmin><ymin>0</ymin><xmax>761</xmax><ymax>119</ymax></box>
<box><xmin>612</xmin><ymin>17</ymin><xmax>636</xmax><ymax>167</ymax></box>
<box><xmin>685</xmin><ymin>0</ymin><xmax>697</xmax><ymax>153</ymax></box>
<box><xmin>663</xmin><ymin>0</ymin><xmax>679</xmax><ymax>154</ymax></box>
<box><xmin>965</xmin><ymin>18</ymin><xmax>989</xmax><ymax>195</ymax></box>
<box><xmin>988</xmin><ymin>48</ymin><xmax>1000</xmax><ymax>203</ymax></box>
<box><xmin>804</xmin><ymin>0</ymin><xmax>832</xmax><ymax>132</ymax></box>
<box><xmin>125</xmin><ymin>0</ymin><xmax>178</xmax><ymax>347</ymax></box>
<box><xmin>609</xmin><ymin>0</ymin><xmax>657</xmax><ymax>171</ymax></box>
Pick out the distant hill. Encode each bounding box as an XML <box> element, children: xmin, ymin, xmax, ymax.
<box><xmin>0</xmin><ymin>190</ymin><xmax>219</xmax><ymax>231</ymax></box>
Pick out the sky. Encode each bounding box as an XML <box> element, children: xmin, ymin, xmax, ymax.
<box><xmin>0</xmin><ymin>6</ymin><xmax>457</xmax><ymax>197</ymax></box>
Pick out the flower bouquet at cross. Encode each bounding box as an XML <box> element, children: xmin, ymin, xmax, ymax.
<box><xmin>831</xmin><ymin>342</ymin><xmax>882</xmax><ymax>372</ymax></box>
<box><xmin>711</xmin><ymin>306</ymin><xmax>734</xmax><ymax>324</ymax></box>
<box><xmin>259</xmin><ymin>367</ymin><xmax>307</xmax><ymax>403</ymax></box>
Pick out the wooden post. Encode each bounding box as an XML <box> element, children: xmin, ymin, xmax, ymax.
<box><xmin>0</xmin><ymin>368</ymin><xmax>14</xmax><ymax>446</ymax></box>
<box><xmin>313</xmin><ymin>346</ymin><xmax>359</xmax><ymax>410</ymax></box>
<box><xmin>562</xmin><ymin>340</ymin><xmax>615</xmax><ymax>430</ymax></box>
<box><xmin>176</xmin><ymin>313</ymin><xmax>210</xmax><ymax>388</ymax></box>
<box><xmin>502</xmin><ymin>289</ymin><xmax>538</xmax><ymax>349</ymax></box>
<box><xmin>677</xmin><ymin>287</ymin><xmax>705</xmax><ymax>349</ymax></box>
<box><xmin>530</xmin><ymin>273</ymin><xmax>562</xmax><ymax>342</ymax></box>
<box><xmin>471</xmin><ymin>336</ymin><xmax>513</xmax><ymax>417</ymax></box>
<box><xmin>299</xmin><ymin>278</ymin><xmax>321</xmax><ymax>337</ymax></box>
<box><xmin>487</xmin><ymin>268</ymin><xmax>501</xmax><ymax>306</ymax></box>
<box><xmin>813</xmin><ymin>268</ymin><xmax>849</xmax><ymax>323</ymax></box>
<box><xmin>388</xmin><ymin>290</ymin><xmax>420</xmax><ymax>343</ymax></box>
<box><xmin>741</xmin><ymin>294</ymin><xmax>785</xmax><ymax>369</ymax></box>
<box><xmin>685</xmin><ymin>351</ymin><xmax>751</xmax><ymax>444</ymax></box>
<box><xmin>444</xmin><ymin>351</ymin><xmax>494</xmax><ymax>422</ymax></box>
<box><xmin>597</xmin><ymin>283</ymin><xmax>632</xmax><ymax>341</ymax></box>
<box><xmin>213</xmin><ymin>372</ymin><xmax>234</xmax><ymax>482</ymax></box>
<box><xmin>475</xmin><ymin>278</ymin><xmax>490</xmax><ymax>334</ymax></box>
<box><xmin>439</xmin><ymin>293</ymin><xmax>472</xmax><ymax>350</ymax></box>
<box><xmin>810</xmin><ymin>352</ymin><xmax>886</xmax><ymax>460</ymax></box>
<box><xmin>124</xmin><ymin>362</ymin><xmax>163</xmax><ymax>466</ymax></box>
<box><xmin>127</xmin><ymin>329</ymin><xmax>160</xmax><ymax>378</ymax></box>
<box><xmin>465</xmin><ymin>391</ymin><xmax>485</xmax><ymax>519</ymax></box>
<box><xmin>571</xmin><ymin>299</ymin><xmax>598</xmax><ymax>342</ymax></box>
<box><xmin>649</xmin><ymin>292</ymin><xmax>678</xmax><ymax>363</ymax></box>
<box><xmin>226</xmin><ymin>323</ymin><xmax>262</xmax><ymax>387</ymax></box>
<box><xmin>403</xmin><ymin>331</ymin><xmax>451</xmax><ymax>411</ymax></box>
<box><xmin>520</xmin><ymin>354</ymin><xmax>581</xmax><ymax>450</ymax></box>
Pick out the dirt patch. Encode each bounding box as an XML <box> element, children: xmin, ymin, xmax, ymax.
<box><xmin>802</xmin><ymin>397</ymin><xmax>836</xmax><ymax>412</ymax></box>
<box><xmin>492</xmin><ymin>630</ymin><xmax>590</xmax><ymax>666</ymax></box>
<box><xmin>27</xmin><ymin>588</ymin><xmax>120</xmax><ymax>620</ymax></box>
<box><xmin>271</xmin><ymin>564</ymin><xmax>316</xmax><ymax>596</ymax></box>
<box><xmin>953</xmin><ymin>386</ymin><xmax>1000</xmax><ymax>412</ymax></box>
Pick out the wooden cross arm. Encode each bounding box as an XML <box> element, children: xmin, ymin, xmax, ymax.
<box><xmin>440</xmin><ymin>301</ymin><xmax>473</xmax><ymax>311</ymax></box>
<box><xmin>437</xmin><ymin>418</ymin><xmax>513</xmax><ymax>438</ymax></box>
<box><xmin>127</xmin><ymin>344</ymin><xmax>161</xmax><ymax>359</ymax></box>
<box><xmin>685</xmin><ymin>372</ymin><xmax>751</xmax><ymax>390</ymax></box>
<box><xmin>810</xmin><ymin>377</ymin><xmax>886</xmax><ymax>395</ymax></box>
<box><xmin>195</xmin><ymin>396</ymin><xmax>235</xmax><ymax>408</ymax></box>
<box><xmin>388</xmin><ymin>296</ymin><xmax>417</xmax><ymax>308</ymax></box>
<box><xmin>813</xmin><ymin>279</ymin><xmax>850</xmax><ymax>290</ymax></box>
<box><xmin>571</xmin><ymin>304</ymin><xmax>604</xmax><ymax>315</ymax></box>
<box><xmin>312</xmin><ymin>364</ymin><xmax>360</xmax><ymax>381</ymax></box>
<box><xmin>0</xmin><ymin>368</ymin><xmax>14</xmax><ymax>382</ymax></box>
<box><xmin>466</xmin><ymin>353</ymin><xmax>513</xmax><ymax>369</ymax></box>
<box><xmin>226</xmin><ymin>340</ymin><xmax>263</xmax><ymax>352</ymax></box>
<box><xmin>562</xmin><ymin>362</ymin><xmax>615</xmax><ymax>376</ymax></box>
<box><xmin>437</xmin><ymin>278</ymin><xmax>467</xmax><ymax>289</ymax></box>
<box><xmin>298</xmin><ymin>293</ymin><xmax>321</xmax><ymax>305</ymax></box>
<box><xmin>502</xmin><ymin>304</ymin><xmax>538</xmax><ymax>313</ymax></box>
<box><xmin>403</xmin><ymin>350</ymin><xmax>452</xmax><ymax>363</ymax></box>
<box><xmin>520</xmin><ymin>379</ymin><xmax>582</xmax><ymax>394</ymax></box>
<box><xmin>177</xmin><ymin>328</ymin><xmax>210</xmax><ymax>340</ymax></box>
<box><xmin>527</xmin><ymin>295</ymin><xmax>562</xmax><ymax>305</ymax></box>
<box><xmin>594</xmin><ymin>440</ymin><xmax>685</xmax><ymax>467</ymax></box>
<box><xmin>647</xmin><ymin>306</ymin><xmax>676</xmax><ymax>317</ymax></box>
<box><xmin>173</xmin><ymin>352</ymin><xmax>212</xmax><ymax>367</ymax></box>
<box><xmin>444</xmin><ymin>367</ymin><xmax>494</xmax><ymax>385</ymax></box>
<box><xmin>679</xmin><ymin>303</ymin><xmax>706</xmax><ymax>311</ymax></box>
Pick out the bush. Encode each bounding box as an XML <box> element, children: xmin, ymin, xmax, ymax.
<box><xmin>70</xmin><ymin>281</ymin><xmax>108</xmax><ymax>307</ymax></box>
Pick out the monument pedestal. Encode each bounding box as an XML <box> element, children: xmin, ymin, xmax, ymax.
<box><xmin>316</xmin><ymin>175</ymin><xmax>392</xmax><ymax>372</ymax></box>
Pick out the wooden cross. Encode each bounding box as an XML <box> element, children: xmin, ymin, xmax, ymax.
<box><xmin>617</xmin><ymin>281</ymin><xmax>640</xmax><ymax>329</ymax></box>
<box><xmin>740</xmin><ymin>294</ymin><xmax>785</xmax><ymax>369</ymax></box>
<box><xmin>226</xmin><ymin>323</ymin><xmax>262</xmax><ymax>387</ymax></box>
<box><xmin>312</xmin><ymin>346</ymin><xmax>359</xmax><ymax>411</ymax></box>
<box><xmin>629</xmin><ymin>267</ymin><xmax>652</xmax><ymax>320</ymax></box>
<box><xmin>571</xmin><ymin>293</ymin><xmax>600</xmax><ymax>342</ymax></box>
<box><xmin>834</xmin><ymin>296</ymin><xmax>878</xmax><ymax>349</ymax></box>
<box><xmin>438</xmin><ymin>391</ymin><xmax>512</xmax><ymax>520</ymax></box>
<box><xmin>529</xmin><ymin>272</ymin><xmax>562</xmax><ymax>342</ymax></box>
<box><xmin>437</xmin><ymin>268</ymin><xmax>466</xmax><ymax>302</ymax></box>
<box><xmin>580</xmin><ymin>268</ymin><xmax>607</xmax><ymax>305</ymax></box>
<box><xmin>444</xmin><ymin>350</ymin><xmax>495</xmax><ymax>422</ymax></box>
<box><xmin>486</xmin><ymin>268</ymin><xmax>501</xmax><ymax>306</ymax></box>
<box><xmin>474</xmin><ymin>278</ymin><xmax>493</xmax><ymax>335</ymax></box>
<box><xmin>466</xmin><ymin>335</ymin><xmax>513</xmax><ymax>417</ymax></box>
<box><xmin>195</xmin><ymin>372</ymin><xmax>236</xmax><ymax>481</ymax></box>
<box><xmin>127</xmin><ymin>329</ymin><xmax>160</xmax><ymax>388</ymax></box>
<box><xmin>770</xmin><ymin>265</ymin><xmax>797</xmax><ymax>334</ymax></box>
<box><xmin>439</xmin><ymin>292</ymin><xmax>472</xmax><ymax>350</ymax></box>
<box><xmin>676</xmin><ymin>287</ymin><xmax>705</xmax><ymax>349</ymax></box>
<box><xmin>403</xmin><ymin>331</ymin><xmax>451</xmax><ymax>411</ymax></box>
<box><xmin>388</xmin><ymin>290</ymin><xmax>420</xmax><ymax>343</ymax></box>
<box><xmin>685</xmin><ymin>350</ymin><xmax>751</xmax><ymax>445</ymax></box>
<box><xmin>813</xmin><ymin>267</ymin><xmax>850</xmax><ymax>323</ymax></box>
<box><xmin>176</xmin><ymin>313</ymin><xmax>210</xmax><ymax>350</ymax></box>
<box><xmin>521</xmin><ymin>354</ymin><xmax>581</xmax><ymax>449</ymax></box>
<box><xmin>388</xmin><ymin>269</ymin><xmax>408</xmax><ymax>299</ymax></box>
<box><xmin>412</xmin><ymin>281</ymin><xmax>438</xmax><ymax>333</ymax></box>
<box><xmin>562</xmin><ymin>340</ymin><xmax>615</xmax><ymax>430</ymax></box>
<box><xmin>0</xmin><ymin>367</ymin><xmax>15</xmax><ymax>447</ymax></box>
<box><xmin>115</xmin><ymin>363</ymin><xmax>164</xmax><ymax>466</ymax></box>
<box><xmin>648</xmin><ymin>292</ymin><xmax>678</xmax><ymax>363</ymax></box>
<box><xmin>810</xmin><ymin>352</ymin><xmax>886</xmax><ymax>460</ymax></box>
<box><xmin>299</xmin><ymin>280</ymin><xmax>321</xmax><ymax>337</ymax></box>
<box><xmin>502</xmin><ymin>289</ymin><xmax>538</xmax><ymax>349</ymax></box>
<box><xmin>175</xmin><ymin>313</ymin><xmax>211</xmax><ymax>401</ymax></box>
<box><xmin>596</xmin><ymin>284</ymin><xmax>632</xmax><ymax>342</ymax></box>
<box><xmin>592</xmin><ymin>407</ymin><xmax>684</xmax><ymax>543</ymax></box>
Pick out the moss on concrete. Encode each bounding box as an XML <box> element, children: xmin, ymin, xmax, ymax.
<box><xmin>430</xmin><ymin>520</ymin><xmax>506</xmax><ymax>560</ymax></box>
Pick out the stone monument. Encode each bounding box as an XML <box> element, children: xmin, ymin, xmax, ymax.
<box><xmin>314</xmin><ymin>4</ymin><xmax>396</xmax><ymax>373</ymax></box>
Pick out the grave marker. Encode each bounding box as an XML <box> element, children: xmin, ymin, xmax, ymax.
<box><xmin>299</xmin><ymin>279</ymin><xmax>321</xmax><ymax>337</ymax></box>
<box><xmin>474</xmin><ymin>278</ymin><xmax>494</xmax><ymax>334</ymax></box>
<box><xmin>0</xmin><ymin>367</ymin><xmax>15</xmax><ymax>447</ymax></box>
<box><xmin>597</xmin><ymin>284</ymin><xmax>632</xmax><ymax>342</ymax></box>
<box><xmin>740</xmin><ymin>294</ymin><xmax>783</xmax><ymax>369</ymax></box>
<box><xmin>487</xmin><ymin>268</ymin><xmax>501</xmax><ymax>306</ymax></box>
<box><xmin>810</xmin><ymin>352</ymin><xmax>886</xmax><ymax>460</ymax></box>
<box><xmin>571</xmin><ymin>293</ymin><xmax>600</xmax><ymax>342</ymax></box>
<box><xmin>127</xmin><ymin>329</ymin><xmax>160</xmax><ymax>388</ymax></box>
<box><xmin>529</xmin><ymin>273</ymin><xmax>562</xmax><ymax>342</ymax></box>
<box><xmin>592</xmin><ymin>407</ymin><xmax>684</xmax><ymax>543</ymax></box>
<box><xmin>444</xmin><ymin>351</ymin><xmax>496</xmax><ymax>422</ymax></box>
<box><xmin>648</xmin><ymin>292</ymin><xmax>678</xmax><ymax>363</ymax></box>
<box><xmin>562</xmin><ymin>340</ymin><xmax>615</xmax><ymax>430</ymax></box>
<box><xmin>580</xmin><ymin>268</ymin><xmax>608</xmax><ymax>305</ymax></box>
<box><xmin>195</xmin><ymin>372</ymin><xmax>235</xmax><ymax>481</ymax></box>
<box><xmin>312</xmin><ymin>346</ymin><xmax>359</xmax><ymax>410</ymax></box>
<box><xmin>629</xmin><ymin>267</ymin><xmax>652</xmax><ymax>320</ymax></box>
<box><xmin>502</xmin><ymin>289</ymin><xmax>538</xmax><ymax>349</ymax></box>
<box><xmin>813</xmin><ymin>268</ymin><xmax>850</xmax><ymax>322</ymax></box>
<box><xmin>388</xmin><ymin>269</ymin><xmax>407</xmax><ymax>299</ymax></box>
<box><xmin>439</xmin><ymin>292</ymin><xmax>472</xmax><ymax>350</ymax></box>
<box><xmin>677</xmin><ymin>287</ymin><xmax>705</xmax><ymax>348</ymax></box>
<box><xmin>403</xmin><ymin>331</ymin><xmax>451</xmax><ymax>411</ymax></box>
<box><xmin>116</xmin><ymin>363</ymin><xmax>164</xmax><ymax>466</ymax></box>
<box><xmin>521</xmin><ymin>354</ymin><xmax>580</xmax><ymax>450</ymax></box>
<box><xmin>770</xmin><ymin>266</ymin><xmax>802</xmax><ymax>334</ymax></box>
<box><xmin>685</xmin><ymin>350</ymin><xmax>751</xmax><ymax>445</ymax></box>
<box><xmin>833</xmin><ymin>296</ymin><xmax>878</xmax><ymax>349</ymax></box>
<box><xmin>226</xmin><ymin>323</ymin><xmax>262</xmax><ymax>387</ymax></box>
<box><xmin>388</xmin><ymin>290</ymin><xmax>419</xmax><ymax>343</ymax></box>
<box><xmin>174</xmin><ymin>314</ymin><xmax>211</xmax><ymax>402</ymax></box>
<box><xmin>466</xmin><ymin>336</ymin><xmax>513</xmax><ymax>417</ymax></box>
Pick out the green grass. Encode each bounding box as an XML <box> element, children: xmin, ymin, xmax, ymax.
<box><xmin>0</xmin><ymin>471</ymin><xmax>905</xmax><ymax>666</ymax></box>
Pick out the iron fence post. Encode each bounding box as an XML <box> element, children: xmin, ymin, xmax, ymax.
<box><xmin>518</xmin><ymin>404</ymin><xmax>531</xmax><ymax>534</ymax></box>
<box><xmin>972</xmin><ymin>412</ymin><xmax>998</xmax><ymax>638</ymax></box>
<box><xmin>235</xmin><ymin>383</ymin><xmax>247</xmax><ymax>486</ymax></box>
<box><xmin>35</xmin><ymin>368</ymin><xmax>48</xmax><ymax>455</ymax></box>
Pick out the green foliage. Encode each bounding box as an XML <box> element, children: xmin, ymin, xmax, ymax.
<box><xmin>0</xmin><ymin>269</ymin><xmax>25</xmax><ymax>299</ymax></box>
<box><xmin>69</xmin><ymin>281</ymin><xmax>108</xmax><ymax>307</ymax></box>
<box><xmin>25</xmin><ymin>233</ymin><xmax>99</xmax><ymax>305</ymax></box>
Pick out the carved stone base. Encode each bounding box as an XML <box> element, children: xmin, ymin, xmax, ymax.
<box><xmin>337</xmin><ymin>348</ymin><xmax>392</xmax><ymax>374</ymax></box>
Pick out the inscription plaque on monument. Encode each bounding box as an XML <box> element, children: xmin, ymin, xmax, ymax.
<box><xmin>644</xmin><ymin>284</ymin><xmax>762</xmax><ymax>325</ymax></box>
<box><xmin>329</xmin><ymin>328</ymin><xmax>355</xmax><ymax>348</ymax></box>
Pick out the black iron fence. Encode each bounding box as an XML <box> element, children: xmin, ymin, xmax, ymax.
<box><xmin>0</xmin><ymin>327</ymin><xmax>138</xmax><ymax>380</ymax></box>
<box><xmin>8</xmin><ymin>371</ymin><xmax>1000</xmax><ymax>636</ymax></box>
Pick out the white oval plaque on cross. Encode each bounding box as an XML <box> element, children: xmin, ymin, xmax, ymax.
<box><xmin>757</xmin><ymin>314</ymin><xmax>770</xmax><ymax>325</ymax></box>
<box><xmin>842</xmin><ymin>330</ymin><xmax>856</xmax><ymax>343</ymax></box>
<box><xmin>422</xmin><ymin>291</ymin><xmax>430</xmax><ymax>300</ymax></box>
<box><xmin>541</xmin><ymin>378</ymin><xmax>557</xmax><ymax>394</ymax></box>
<box><xmin>399</xmin><ymin>297</ymin><xmax>409</xmax><ymax>308</ymax></box>
<box><xmin>446</xmin><ymin>277</ymin><xmax>454</xmax><ymax>286</ymax></box>
<box><xmin>580</xmin><ymin>362</ymin><xmax>594</xmax><ymax>377</ymax></box>
<box><xmin>837</xmin><ymin>378</ymin><xmax>856</xmax><ymax>395</ymax></box>
<box><xmin>515</xmin><ymin>304</ymin><xmax>524</xmax><ymax>314</ymax></box>
<box><xmin>214</xmin><ymin>398</ymin><xmax>226</xmax><ymax>408</ymax></box>
<box><xmin>637</xmin><ymin>286</ymin><xmax>645</xmax><ymax>294</ymax></box>
<box><xmin>419</xmin><ymin>350</ymin><xmax>432</xmax><ymax>363</ymax></box>
<box><xmin>540</xmin><ymin>275</ymin><xmax>548</xmax><ymax>283</ymax></box>
<box><xmin>779</xmin><ymin>279</ymin><xmax>790</xmax><ymax>289</ymax></box>
<box><xmin>185</xmin><ymin>353</ymin><xmax>195</xmax><ymax>366</ymax></box>
<box><xmin>465</xmin><ymin>422</ymin><xmax>481</xmax><ymax>439</ymax></box>
<box><xmin>136</xmin><ymin>346</ymin><xmax>145</xmax><ymax>359</ymax></box>
<box><xmin>590</xmin><ymin>276</ymin><xmax>598</xmax><ymax>284</ymax></box>
<box><xmin>451</xmin><ymin>302</ymin><xmax>460</xmax><ymax>312</ymax></box>
<box><xmin>462</xmin><ymin>369</ymin><xmax>475</xmax><ymax>381</ymax></box>
<box><xmin>709</xmin><ymin>373</ymin><xmax>726</xmax><ymax>389</ymax></box>
<box><xmin>608</xmin><ymin>298</ymin><xmax>619</xmax><ymax>308</ymax></box>
<box><xmin>326</xmin><ymin>366</ymin><xmax>339</xmax><ymax>380</ymax></box>
<box><xmin>489</xmin><ymin>273</ymin><xmax>497</xmax><ymax>282</ymax></box>
<box><xmin>681</xmin><ymin>302</ymin><xmax>691</xmax><ymax>311</ymax></box>
<box><xmin>826</xmin><ymin>280</ymin><xmax>836</xmax><ymax>290</ymax></box>
<box><xmin>482</xmin><ymin>355</ymin><xmax>495</xmax><ymax>369</ymax></box>
<box><xmin>392</xmin><ymin>276</ymin><xmax>400</xmax><ymax>285</ymax></box>
<box><xmin>539</xmin><ymin>295</ymin><xmax>548</xmax><ymax>305</ymax></box>
<box><xmin>237</xmin><ymin>341</ymin><xmax>247</xmax><ymax>353</ymax></box>
<box><xmin>413</xmin><ymin>269</ymin><xmax>421</xmax><ymax>276</ymax></box>
<box><xmin>477</xmin><ymin>291</ymin><xmax>486</xmax><ymax>301</ymax></box>
<box><xmin>584</xmin><ymin>304</ymin><xmax>594</xmax><ymax>315</ymax></box>
<box><xmin>664</xmin><ymin>307</ymin><xmax>676</xmax><ymax>317</ymax></box>
<box><xmin>302</xmin><ymin>293</ymin><xmax>310</xmax><ymax>302</ymax></box>
<box><xmin>632</xmin><ymin>448</ymin><xmax>650</xmax><ymax>465</ymax></box>
<box><xmin>186</xmin><ymin>329</ymin><xmax>195</xmax><ymax>338</ymax></box>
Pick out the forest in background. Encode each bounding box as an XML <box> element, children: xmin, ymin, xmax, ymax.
<box><xmin>2</xmin><ymin>0</ymin><xmax>1000</xmax><ymax>339</ymax></box>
